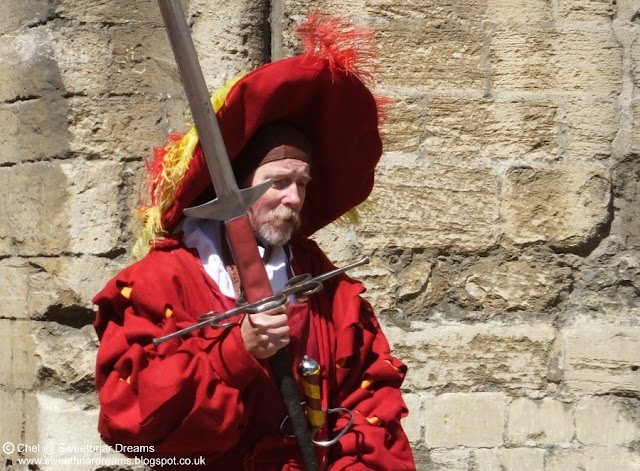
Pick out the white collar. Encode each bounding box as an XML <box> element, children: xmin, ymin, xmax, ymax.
<box><xmin>182</xmin><ymin>217</ymin><xmax>294</xmax><ymax>299</ymax></box>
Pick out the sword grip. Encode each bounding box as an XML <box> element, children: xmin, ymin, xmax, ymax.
<box><xmin>224</xmin><ymin>215</ymin><xmax>320</xmax><ymax>471</ymax></box>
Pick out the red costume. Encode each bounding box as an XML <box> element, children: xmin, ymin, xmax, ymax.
<box><xmin>93</xmin><ymin>12</ymin><xmax>416</xmax><ymax>470</ymax></box>
<box><xmin>94</xmin><ymin>235</ymin><xmax>414</xmax><ymax>470</ymax></box>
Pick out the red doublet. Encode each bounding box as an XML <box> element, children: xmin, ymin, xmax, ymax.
<box><xmin>93</xmin><ymin>236</ymin><xmax>415</xmax><ymax>470</ymax></box>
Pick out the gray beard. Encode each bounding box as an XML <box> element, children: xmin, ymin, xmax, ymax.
<box><xmin>253</xmin><ymin>206</ymin><xmax>301</xmax><ymax>247</ymax></box>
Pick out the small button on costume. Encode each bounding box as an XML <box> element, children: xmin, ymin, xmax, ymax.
<box><xmin>93</xmin><ymin>12</ymin><xmax>416</xmax><ymax>471</ymax></box>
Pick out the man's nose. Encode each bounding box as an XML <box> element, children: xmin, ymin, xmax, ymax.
<box><xmin>282</xmin><ymin>183</ymin><xmax>302</xmax><ymax>209</ymax></box>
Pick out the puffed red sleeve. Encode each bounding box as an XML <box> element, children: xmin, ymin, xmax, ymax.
<box><xmin>93</xmin><ymin>244</ymin><xmax>264</xmax><ymax>459</ymax></box>
<box><xmin>327</xmin><ymin>288</ymin><xmax>416</xmax><ymax>471</ymax></box>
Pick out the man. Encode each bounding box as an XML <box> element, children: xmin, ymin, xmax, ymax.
<box><xmin>93</xmin><ymin>13</ymin><xmax>415</xmax><ymax>471</ymax></box>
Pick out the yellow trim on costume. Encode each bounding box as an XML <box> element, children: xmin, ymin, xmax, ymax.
<box><xmin>360</xmin><ymin>378</ymin><xmax>373</xmax><ymax>389</ymax></box>
<box><xmin>366</xmin><ymin>416</ymin><xmax>380</xmax><ymax>426</ymax></box>
<box><xmin>120</xmin><ymin>286</ymin><xmax>133</xmax><ymax>299</ymax></box>
<box><xmin>165</xmin><ymin>307</ymin><xmax>173</xmax><ymax>318</ymax></box>
<box><xmin>131</xmin><ymin>74</ymin><xmax>244</xmax><ymax>261</ymax></box>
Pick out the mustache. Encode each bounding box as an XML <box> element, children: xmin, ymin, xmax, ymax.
<box><xmin>263</xmin><ymin>206</ymin><xmax>301</xmax><ymax>228</ymax></box>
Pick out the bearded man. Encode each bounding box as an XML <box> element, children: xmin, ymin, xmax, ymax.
<box><xmin>93</xmin><ymin>13</ymin><xmax>416</xmax><ymax>471</ymax></box>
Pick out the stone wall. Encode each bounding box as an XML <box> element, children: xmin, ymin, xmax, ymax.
<box><xmin>1</xmin><ymin>0</ymin><xmax>639</xmax><ymax>470</ymax></box>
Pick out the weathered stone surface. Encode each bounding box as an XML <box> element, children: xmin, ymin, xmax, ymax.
<box><xmin>381</xmin><ymin>97</ymin><xmax>423</xmax><ymax>153</ymax></box>
<box><xmin>507</xmin><ymin>398</ymin><xmax>574</xmax><ymax>445</ymax></box>
<box><xmin>22</xmin><ymin>392</ymin><xmax>121</xmax><ymax>470</ymax></box>
<box><xmin>67</xmin><ymin>95</ymin><xmax>178</xmax><ymax>158</ymax></box>
<box><xmin>358</xmin><ymin>162</ymin><xmax>500</xmax><ymax>253</ymax></box>
<box><xmin>55</xmin><ymin>0</ymin><xmax>164</xmax><ymax>24</ymax></box>
<box><xmin>562</xmin><ymin>323</ymin><xmax>640</xmax><ymax>392</ymax></box>
<box><xmin>0</xmin><ymin>161</ymin><xmax>122</xmax><ymax>257</ymax></box>
<box><xmin>0</xmin><ymin>29</ymin><xmax>64</xmax><ymax>103</ymax></box>
<box><xmin>402</xmin><ymin>393</ymin><xmax>422</xmax><ymax>444</ymax></box>
<box><xmin>491</xmin><ymin>28</ymin><xmax>622</xmax><ymax>95</ymax></box>
<box><xmin>475</xmin><ymin>447</ymin><xmax>545</xmax><ymax>471</ymax></box>
<box><xmin>565</xmin><ymin>98</ymin><xmax>617</xmax><ymax>160</ymax></box>
<box><xmin>461</xmin><ymin>254</ymin><xmax>572</xmax><ymax>312</ymax></box>
<box><xmin>0</xmin><ymin>97</ymin><xmax>69</xmax><ymax>164</ymax></box>
<box><xmin>108</xmin><ymin>23</ymin><xmax>183</xmax><ymax>98</ymax></box>
<box><xmin>0</xmin><ymin>388</ymin><xmax>23</xmax><ymax>446</ymax></box>
<box><xmin>481</xmin><ymin>0</ymin><xmax>553</xmax><ymax>26</ymax></box>
<box><xmin>415</xmin><ymin>449</ymin><xmax>471</xmax><ymax>471</ymax></box>
<box><xmin>0</xmin><ymin>0</ymin><xmax>51</xmax><ymax>33</ymax></box>
<box><xmin>422</xmin><ymin>98</ymin><xmax>558</xmax><ymax>161</ymax></box>
<box><xmin>546</xmin><ymin>448</ymin><xmax>640</xmax><ymax>471</ymax></box>
<box><xmin>0</xmin><ymin>319</ymin><xmax>38</xmax><ymax>389</ymax></box>
<box><xmin>557</xmin><ymin>0</ymin><xmax>615</xmax><ymax>22</ymax></box>
<box><xmin>503</xmin><ymin>166</ymin><xmax>611</xmax><ymax>251</ymax></box>
<box><xmin>424</xmin><ymin>392</ymin><xmax>505</xmax><ymax>447</ymax></box>
<box><xmin>386</xmin><ymin>322</ymin><xmax>555</xmax><ymax>390</ymax></box>
<box><xmin>34</xmin><ymin>324</ymin><xmax>98</xmax><ymax>393</ymax></box>
<box><xmin>576</xmin><ymin>395</ymin><xmax>640</xmax><ymax>446</ymax></box>
<box><xmin>376</xmin><ymin>21</ymin><xmax>485</xmax><ymax>92</ymax></box>
<box><xmin>0</xmin><ymin>258</ymin><xmax>31</xmax><ymax>319</ymax></box>
<box><xmin>612</xmin><ymin>155</ymin><xmax>640</xmax><ymax>249</ymax></box>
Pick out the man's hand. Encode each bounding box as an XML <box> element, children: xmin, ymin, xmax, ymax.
<box><xmin>240</xmin><ymin>303</ymin><xmax>290</xmax><ymax>359</ymax></box>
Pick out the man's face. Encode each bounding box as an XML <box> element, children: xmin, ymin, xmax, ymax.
<box><xmin>245</xmin><ymin>158</ymin><xmax>312</xmax><ymax>246</ymax></box>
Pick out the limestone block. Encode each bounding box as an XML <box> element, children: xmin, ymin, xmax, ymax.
<box><xmin>0</xmin><ymin>98</ymin><xmax>69</xmax><ymax>164</ymax></box>
<box><xmin>507</xmin><ymin>397</ymin><xmax>574</xmax><ymax>445</ymax></box>
<box><xmin>62</xmin><ymin>161</ymin><xmax>123</xmax><ymax>255</ymax></box>
<box><xmin>0</xmin><ymin>388</ymin><xmax>23</xmax><ymax>446</ymax></box>
<box><xmin>47</xmin><ymin>23</ymin><xmax>112</xmax><ymax>96</ymax></box>
<box><xmin>381</xmin><ymin>97</ymin><xmax>423</xmax><ymax>153</ymax></box>
<box><xmin>491</xmin><ymin>28</ymin><xmax>622</xmax><ymax>96</ymax></box>
<box><xmin>424</xmin><ymin>392</ymin><xmax>505</xmax><ymax>447</ymax></box>
<box><xmin>557</xmin><ymin>0</ymin><xmax>616</xmax><ymax>22</ymax></box>
<box><xmin>565</xmin><ymin>98</ymin><xmax>617</xmax><ymax>160</ymax></box>
<box><xmin>0</xmin><ymin>161</ymin><xmax>122</xmax><ymax>257</ymax></box>
<box><xmin>27</xmin><ymin>255</ymin><xmax>124</xmax><ymax>321</ymax></box>
<box><xmin>376</xmin><ymin>21</ymin><xmax>485</xmax><ymax>92</ymax></box>
<box><xmin>34</xmin><ymin>324</ymin><xmax>98</xmax><ymax>393</ymax></box>
<box><xmin>546</xmin><ymin>447</ymin><xmax>640</xmax><ymax>471</ymax></box>
<box><xmin>22</xmin><ymin>392</ymin><xmax>123</xmax><ymax>471</ymax></box>
<box><xmin>0</xmin><ymin>319</ymin><xmax>38</xmax><ymax>389</ymax></box>
<box><xmin>385</xmin><ymin>322</ymin><xmax>555</xmax><ymax>390</ymax></box>
<box><xmin>576</xmin><ymin>395</ymin><xmax>640</xmax><ymax>446</ymax></box>
<box><xmin>416</xmin><ymin>449</ymin><xmax>471</xmax><ymax>471</ymax></box>
<box><xmin>357</xmin><ymin>162</ymin><xmax>500</xmax><ymax>253</ymax></box>
<box><xmin>108</xmin><ymin>23</ymin><xmax>183</xmax><ymax>98</ymax></box>
<box><xmin>462</xmin><ymin>255</ymin><xmax>572</xmax><ymax>312</ymax></box>
<box><xmin>0</xmin><ymin>0</ymin><xmax>51</xmax><ymax>33</ymax></box>
<box><xmin>481</xmin><ymin>0</ymin><xmax>553</xmax><ymax>26</ymax></box>
<box><xmin>475</xmin><ymin>447</ymin><xmax>545</xmax><ymax>471</ymax></box>
<box><xmin>67</xmin><ymin>95</ymin><xmax>178</xmax><ymax>158</ymax></box>
<box><xmin>612</xmin><ymin>155</ymin><xmax>640</xmax><ymax>249</ymax></box>
<box><xmin>562</xmin><ymin>323</ymin><xmax>640</xmax><ymax>392</ymax></box>
<box><xmin>190</xmin><ymin>0</ymin><xmax>270</xmax><ymax>86</ymax></box>
<box><xmin>0</xmin><ymin>30</ymin><xmax>63</xmax><ymax>103</ymax></box>
<box><xmin>503</xmin><ymin>167</ymin><xmax>611</xmax><ymax>250</ymax></box>
<box><xmin>286</xmin><ymin>0</ymin><xmax>456</xmax><ymax>19</ymax></box>
<box><xmin>422</xmin><ymin>98</ymin><xmax>558</xmax><ymax>161</ymax></box>
<box><xmin>401</xmin><ymin>393</ymin><xmax>422</xmax><ymax>444</ymax></box>
<box><xmin>55</xmin><ymin>0</ymin><xmax>164</xmax><ymax>24</ymax></box>
<box><xmin>0</xmin><ymin>258</ymin><xmax>30</xmax><ymax>319</ymax></box>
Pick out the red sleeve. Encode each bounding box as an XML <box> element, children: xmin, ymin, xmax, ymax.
<box><xmin>93</xmin><ymin>245</ymin><xmax>263</xmax><ymax>459</ymax></box>
<box><xmin>327</xmin><ymin>291</ymin><xmax>415</xmax><ymax>471</ymax></box>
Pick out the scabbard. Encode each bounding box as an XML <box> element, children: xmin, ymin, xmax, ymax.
<box><xmin>225</xmin><ymin>215</ymin><xmax>320</xmax><ymax>471</ymax></box>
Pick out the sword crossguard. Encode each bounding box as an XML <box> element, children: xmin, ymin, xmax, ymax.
<box><xmin>152</xmin><ymin>256</ymin><xmax>369</xmax><ymax>346</ymax></box>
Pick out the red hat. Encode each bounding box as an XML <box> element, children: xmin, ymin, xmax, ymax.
<box><xmin>134</xmin><ymin>13</ymin><xmax>386</xmax><ymax>258</ymax></box>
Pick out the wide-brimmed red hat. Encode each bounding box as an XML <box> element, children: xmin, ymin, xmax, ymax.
<box><xmin>133</xmin><ymin>13</ymin><xmax>385</xmax><ymax>258</ymax></box>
